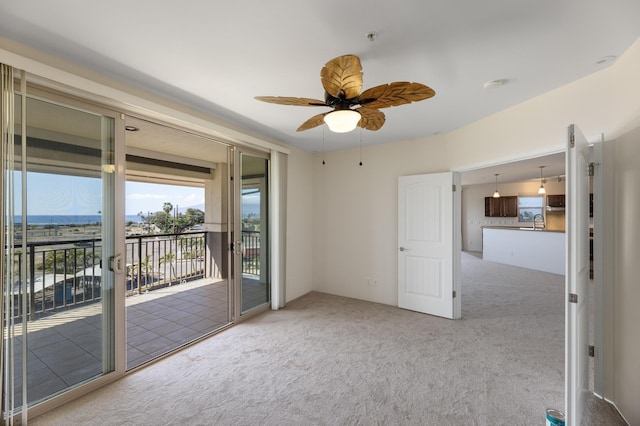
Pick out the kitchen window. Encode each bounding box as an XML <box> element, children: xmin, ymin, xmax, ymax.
<box><xmin>518</xmin><ymin>195</ymin><xmax>544</xmax><ymax>222</ymax></box>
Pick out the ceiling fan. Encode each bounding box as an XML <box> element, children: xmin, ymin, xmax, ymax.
<box><xmin>255</xmin><ymin>54</ymin><xmax>436</xmax><ymax>133</ymax></box>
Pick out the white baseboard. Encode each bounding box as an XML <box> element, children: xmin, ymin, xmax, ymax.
<box><xmin>602</xmin><ymin>396</ymin><xmax>630</xmax><ymax>425</ymax></box>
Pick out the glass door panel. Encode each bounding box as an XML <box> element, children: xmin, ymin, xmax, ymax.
<box><xmin>239</xmin><ymin>152</ymin><xmax>270</xmax><ymax>314</ymax></box>
<box><xmin>123</xmin><ymin>117</ymin><xmax>231</xmax><ymax>370</ymax></box>
<box><xmin>3</xmin><ymin>93</ymin><xmax>116</xmax><ymax>410</ymax></box>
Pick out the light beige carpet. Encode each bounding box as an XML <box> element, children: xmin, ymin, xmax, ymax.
<box><xmin>30</xmin><ymin>252</ymin><xmax>623</xmax><ymax>425</ymax></box>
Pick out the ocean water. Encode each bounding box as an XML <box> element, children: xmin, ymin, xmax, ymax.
<box><xmin>15</xmin><ymin>208</ymin><xmax>256</xmax><ymax>225</ymax></box>
<box><xmin>15</xmin><ymin>215</ymin><xmax>142</xmax><ymax>225</ymax></box>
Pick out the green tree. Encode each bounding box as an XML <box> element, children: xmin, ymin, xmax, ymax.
<box><xmin>139</xmin><ymin>203</ymin><xmax>205</xmax><ymax>234</ymax></box>
<box><xmin>184</xmin><ymin>208</ymin><xmax>204</xmax><ymax>224</ymax></box>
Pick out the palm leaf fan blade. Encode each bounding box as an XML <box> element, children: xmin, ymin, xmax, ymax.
<box><xmin>255</xmin><ymin>96</ymin><xmax>327</xmax><ymax>106</ymax></box>
<box><xmin>359</xmin><ymin>82</ymin><xmax>435</xmax><ymax>109</ymax></box>
<box><xmin>320</xmin><ymin>55</ymin><xmax>363</xmax><ymax>99</ymax></box>
<box><xmin>297</xmin><ymin>113</ymin><xmax>327</xmax><ymax>132</ymax></box>
<box><xmin>356</xmin><ymin>107</ymin><xmax>385</xmax><ymax>131</ymax></box>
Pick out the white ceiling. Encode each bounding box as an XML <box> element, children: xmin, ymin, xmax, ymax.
<box><xmin>459</xmin><ymin>151</ymin><xmax>565</xmax><ymax>186</ymax></box>
<box><xmin>1</xmin><ymin>0</ymin><xmax>638</xmax><ymax>184</ymax></box>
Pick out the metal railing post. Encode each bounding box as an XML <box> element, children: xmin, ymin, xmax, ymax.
<box><xmin>29</xmin><ymin>245</ymin><xmax>35</xmax><ymax>321</ymax></box>
<box><xmin>137</xmin><ymin>235</ymin><xmax>142</xmax><ymax>295</ymax></box>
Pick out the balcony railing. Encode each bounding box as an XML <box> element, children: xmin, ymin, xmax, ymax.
<box><xmin>241</xmin><ymin>230</ymin><xmax>260</xmax><ymax>276</ymax></box>
<box><xmin>8</xmin><ymin>230</ymin><xmax>261</xmax><ymax>321</ymax></box>
<box><xmin>124</xmin><ymin>232</ymin><xmax>206</xmax><ymax>296</ymax></box>
<box><xmin>7</xmin><ymin>232</ymin><xmax>206</xmax><ymax>321</ymax></box>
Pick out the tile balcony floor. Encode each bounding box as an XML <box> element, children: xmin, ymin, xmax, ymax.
<box><xmin>7</xmin><ymin>277</ymin><xmax>232</xmax><ymax>406</ymax></box>
<box><xmin>126</xmin><ymin>278</ymin><xmax>230</xmax><ymax>369</ymax></box>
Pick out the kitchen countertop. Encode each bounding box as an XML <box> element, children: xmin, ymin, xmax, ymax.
<box><xmin>481</xmin><ymin>226</ymin><xmax>565</xmax><ymax>233</ymax></box>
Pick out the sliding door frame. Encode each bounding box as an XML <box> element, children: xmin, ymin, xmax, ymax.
<box><xmin>232</xmin><ymin>147</ymin><xmax>272</xmax><ymax>321</ymax></box>
<box><xmin>2</xmin><ymin>81</ymin><xmax>127</xmax><ymax>421</ymax></box>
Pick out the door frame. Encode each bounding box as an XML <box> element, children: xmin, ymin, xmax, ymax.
<box><xmin>2</xmin><ymin>82</ymin><xmax>127</xmax><ymax>421</ymax></box>
<box><xmin>232</xmin><ymin>147</ymin><xmax>272</xmax><ymax>322</ymax></box>
<box><xmin>565</xmin><ymin>124</ymin><xmax>591</xmax><ymax>424</ymax></box>
<box><xmin>454</xmin><ymin>141</ymin><xmax>602</xmax><ymax>424</ymax></box>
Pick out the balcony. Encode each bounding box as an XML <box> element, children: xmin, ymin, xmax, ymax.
<box><xmin>4</xmin><ymin>230</ymin><xmax>262</xmax><ymax>405</ymax></box>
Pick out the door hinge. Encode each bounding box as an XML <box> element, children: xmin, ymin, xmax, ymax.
<box><xmin>452</xmin><ymin>184</ymin><xmax>457</xmax><ymax>192</ymax></box>
<box><xmin>452</xmin><ymin>290</ymin><xmax>457</xmax><ymax>298</ymax></box>
<box><xmin>569</xmin><ymin>293</ymin><xmax>578</xmax><ymax>303</ymax></box>
<box><xmin>588</xmin><ymin>162</ymin><xmax>599</xmax><ymax>177</ymax></box>
<box><xmin>588</xmin><ymin>345</ymin><xmax>595</xmax><ymax>357</ymax></box>
<box><xmin>569</xmin><ymin>131</ymin><xmax>575</xmax><ymax>148</ymax></box>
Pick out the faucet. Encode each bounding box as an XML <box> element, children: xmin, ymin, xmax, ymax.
<box><xmin>533</xmin><ymin>214</ymin><xmax>545</xmax><ymax>230</ymax></box>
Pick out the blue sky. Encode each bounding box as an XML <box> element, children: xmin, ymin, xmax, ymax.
<box><xmin>126</xmin><ymin>181</ymin><xmax>204</xmax><ymax>215</ymax></box>
<box><xmin>17</xmin><ymin>172</ymin><xmax>263</xmax><ymax>216</ymax></box>
<box><xmin>17</xmin><ymin>172</ymin><xmax>204</xmax><ymax>215</ymax></box>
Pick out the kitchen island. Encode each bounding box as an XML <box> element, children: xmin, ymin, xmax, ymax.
<box><xmin>482</xmin><ymin>226</ymin><xmax>565</xmax><ymax>275</ymax></box>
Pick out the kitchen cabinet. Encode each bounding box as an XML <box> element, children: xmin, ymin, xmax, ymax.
<box><xmin>547</xmin><ymin>194</ymin><xmax>565</xmax><ymax>208</ymax></box>
<box><xmin>484</xmin><ymin>196</ymin><xmax>518</xmax><ymax>217</ymax></box>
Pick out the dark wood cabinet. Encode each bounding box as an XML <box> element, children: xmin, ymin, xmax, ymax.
<box><xmin>484</xmin><ymin>196</ymin><xmax>518</xmax><ymax>217</ymax></box>
<box><xmin>546</xmin><ymin>194</ymin><xmax>565</xmax><ymax>208</ymax></box>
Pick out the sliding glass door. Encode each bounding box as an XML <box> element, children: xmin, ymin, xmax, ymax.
<box><xmin>234</xmin><ymin>151</ymin><xmax>270</xmax><ymax>316</ymax></box>
<box><xmin>2</xmin><ymin>78</ymin><xmax>119</xmax><ymax>415</ymax></box>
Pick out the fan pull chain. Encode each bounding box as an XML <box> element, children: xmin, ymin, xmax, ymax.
<box><xmin>359</xmin><ymin>128</ymin><xmax>363</xmax><ymax>166</ymax></box>
<box><xmin>322</xmin><ymin>126</ymin><xmax>326</xmax><ymax>165</ymax></box>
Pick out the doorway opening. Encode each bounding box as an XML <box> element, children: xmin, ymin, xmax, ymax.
<box><xmin>458</xmin><ymin>151</ymin><xmax>568</xmax><ymax>412</ymax></box>
<box><xmin>124</xmin><ymin>116</ymin><xmax>232</xmax><ymax>370</ymax></box>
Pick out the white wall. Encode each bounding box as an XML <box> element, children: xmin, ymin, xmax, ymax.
<box><xmin>608</xmin><ymin>124</ymin><xmax>640</xmax><ymax>423</ymax></box>
<box><xmin>311</xmin><ymin>136</ymin><xmax>449</xmax><ymax>305</ymax></box>
<box><xmin>284</xmin><ymin>147</ymin><xmax>314</xmax><ymax>302</ymax></box>
<box><xmin>605</xmin><ymin>37</ymin><xmax>640</xmax><ymax>424</ymax></box>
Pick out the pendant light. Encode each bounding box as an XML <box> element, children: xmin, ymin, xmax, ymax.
<box><xmin>538</xmin><ymin>166</ymin><xmax>546</xmax><ymax>194</ymax></box>
<box><xmin>493</xmin><ymin>173</ymin><xmax>501</xmax><ymax>198</ymax></box>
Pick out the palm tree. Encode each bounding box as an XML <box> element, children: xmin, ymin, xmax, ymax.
<box><xmin>162</xmin><ymin>202</ymin><xmax>173</xmax><ymax>233</ymax></box>
<box><xmin>140</xmin><ymin>253</ymin><xmax>153</xmax><ymax>283</ymax></box>
<box><xmin>158</xmin><ymin>252</ymin><xmax>176</xmax><ymax>285</ymax></box>
<box><xmin>130</xmin><ymin>254</ymin><xmax>154</xmax><ymax>290</ymax></box>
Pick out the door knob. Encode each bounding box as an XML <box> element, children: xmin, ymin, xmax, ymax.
<box><xmin>399</xmin><ymin>247</ymin><xmax>408</xmax><ymax>252</ymax></box>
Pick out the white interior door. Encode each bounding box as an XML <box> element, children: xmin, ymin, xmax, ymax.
<box><xmin>398</xmin><ymin>172</ymin><xmax>461</xmax><ymax>319</ymax></box>
<box><xmin>566</xmin><ymin>124</ymin><xmax>590</xmax><ymax>425</ymax></box>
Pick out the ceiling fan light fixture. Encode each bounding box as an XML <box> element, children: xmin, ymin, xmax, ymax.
<box><xmin>324</xmin><ymin>109</ymin><xmax>361</xmax><ymax>133</ymax></box>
